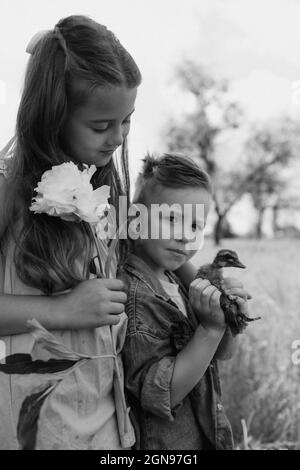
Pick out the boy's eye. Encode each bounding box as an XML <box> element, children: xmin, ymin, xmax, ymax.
<box><xmin>192</xmin><ymin>223</ymin><xmax>204</xmax><ymax>231</ymax></box>
<box><xmin>162</xmin><ymin>214</ymin><xmax>178</xmax><ymax>223</ymax></box>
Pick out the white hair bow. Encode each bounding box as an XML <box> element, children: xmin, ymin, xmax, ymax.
<box><xmin>26</xmin><ymin>30</ymin><xmax>51</xmax><ymax>55</ymax></box>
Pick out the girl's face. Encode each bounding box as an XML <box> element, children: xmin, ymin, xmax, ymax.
<box><xmin>62</xmin><ymin>85</ymin><xmax>137</xmax><ymax>167</ymax></box>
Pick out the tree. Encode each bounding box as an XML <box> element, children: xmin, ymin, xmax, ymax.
<box><xmin>165</xmin><ymin>60</ymin><xmax>300</xmax><ymax>243</ymax></box>
<box><xmin>243</xmin><ymin>119</ymin><xmax>300</xmax><ymax>238</ymax></box>
<box><xmin>165</xmin><ymin>60</ymin><xmax>243</xmax><ymax>244</ymax></box>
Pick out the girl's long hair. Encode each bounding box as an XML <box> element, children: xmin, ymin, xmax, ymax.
<box><xmin>3</xmin><ymin>15</ymin><xmax>141</xmax><ymax>294</ymax></box>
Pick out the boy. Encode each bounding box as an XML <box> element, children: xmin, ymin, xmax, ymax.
<box><xmin>122</xmin><ymin>153</ymin><xmax>248</xmax><ymax>450</ymax></box>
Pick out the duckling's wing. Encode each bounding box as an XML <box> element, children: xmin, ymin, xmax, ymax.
<box><xmin>195</xmin><ymin>264</ymin><xmax>213</xmax><ymax>280</ymax></box>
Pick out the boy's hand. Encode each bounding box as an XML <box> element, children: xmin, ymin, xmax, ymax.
<box><xmin>222</xmin><ymin>277</ymin><xmax>251</xmax><ymax>318</ymax></box>
<box><xmin>189</xmin><ymin>277</ymin><xmax>250</xmax><ymax>331</ymax></box>
<box><xmin>189</xmin><ymin>279</ymin><xmax>226</xmax><ymax>331</ymax></box>
<box><xmin>222</xmin><ymin>277</ymin><xmax>252</xmax><ymax>301</ymax></box>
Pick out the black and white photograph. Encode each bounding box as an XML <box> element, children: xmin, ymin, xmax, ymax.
<box><xmin>0</xmin><ymin>0</ymin><xmax>299</xmax><ymax>453</ymax></box>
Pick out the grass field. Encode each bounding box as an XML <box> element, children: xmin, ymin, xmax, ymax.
<box><xmin>192</xmin><ymin>237</ymin><xmax>300</xmax><ymax>450</ymax></box>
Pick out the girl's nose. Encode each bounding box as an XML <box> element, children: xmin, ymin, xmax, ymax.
<box><xmin>107</xmin><ymin>124</ymin><xmax>124</xmax><ymax>147</ymax></box>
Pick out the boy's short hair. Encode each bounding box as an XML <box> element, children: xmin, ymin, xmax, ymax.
<box><xmin>133</xmin><ymin>152</ymin><xmax>212</xmax><ymax>204</ymax></box>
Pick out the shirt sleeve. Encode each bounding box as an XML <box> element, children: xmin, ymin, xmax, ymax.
<box><xmin>123</xmin><ymin>330</ymin><xmax>180</xmax><ymax>422</ymax></box>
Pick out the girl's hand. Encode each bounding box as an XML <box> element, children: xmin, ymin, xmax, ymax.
<box><xmin>189</xmin><ymin>279</ymin><xmax>226</xmax><ymax>332</ymax></box>
<box><xmin>59</xmin><ymin>278</ymin><xmax>127</xmax><ymax>329</ymax></box>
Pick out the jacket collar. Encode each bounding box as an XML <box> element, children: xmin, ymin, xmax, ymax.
<box><xmin>124</xmin><ymin>252</ymin><xmax>199</xmax><ymax>330</ymax></box>
<box><xmin>124</xmin><ymin>253</ymin><xmax>177</xmax><ymax>303</ymax></box>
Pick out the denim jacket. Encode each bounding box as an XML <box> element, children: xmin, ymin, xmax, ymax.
<box><xmin>121</xmin><ymin>253</ymin><xmax>234</xmax><ymax>450</ymax></box>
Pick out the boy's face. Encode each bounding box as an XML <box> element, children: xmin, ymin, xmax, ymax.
<box><xmin>135</xmin><ymin>185</ymin><xmax>211</xmax><ymax>274</ymax></box>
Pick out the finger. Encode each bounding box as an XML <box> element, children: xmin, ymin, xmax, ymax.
<box><xmin>234</xmin><ymin>296</ymin><xmax>249</xmax><ymax>314</ymax></box>
<box><xmin>110</xmin><ymin>291</ymin><xmax>127</xmax><ymax>303</ymax></box>
<box><xmin>109</xmin><ymin>303</ymin><xmax>126</xmax><ymax>314</ymax></box>
<box><xmin>190</xmin><ymin>278</ymin><xmax>211</xmax><ymax>291</ymax></box>
<box><xmin>189</xmin><ymin>279</ymin><xmax>214</xmax><ymax>312</ymax></box>
<box><xmin>201</xmin><ymin>285</ymin><xmax>219</xmax><ymax>310</ymax></box>
<box><xmin>103</xmin><ymin>279</ymin><xmax>125</xmax><ymax>290</ymax></box>
<box><xmin>190</xmin><ymin>277</ymin><xmax>210</xmax><ymax>287</ymax></box>
<box><xmin>222</xmin><ymin>277</ymin><xmax>243</xmax><ymax>289</ymax></box>
<box><xmin>222</xmin><ymin>278</ymin><xmax>252</xmax><ymax>299</ymax></box>
<box><xmin>224</xmin><ymin>287</ymin><xmax>249</xmax><ymax>300</ymax></box>
<box><xmin>209</xmin><ymin>289</ymin><xmax>221</xmax><ymax>311</ymax></box>
<box><xmin>105</xmin><ymin>314</ymin><xmax>121</xmax><ymax>326</ymax></box>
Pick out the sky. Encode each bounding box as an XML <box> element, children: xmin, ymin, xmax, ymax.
<box><xmin>1</xmin><ymin>0</ymin><xmax>300</xmax><ymax>232</ymax></box>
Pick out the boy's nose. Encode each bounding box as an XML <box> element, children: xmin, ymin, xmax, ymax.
<box><xmin>174</xmin><ymin>229</ymin><xmax>191</xmax><ymax>244</ymax></box>
<box><xmin>175</xmin><ymin>227</ymin><xmax>202</xmax><ymax>250</ymax></box>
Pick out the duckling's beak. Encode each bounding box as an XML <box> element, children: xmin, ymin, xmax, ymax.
<box><xmin>232</xmin><ymin>259</ymin><xmax>246</xmax><ymax>268</ymax></box>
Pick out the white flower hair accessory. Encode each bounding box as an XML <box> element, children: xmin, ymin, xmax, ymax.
<box><xmin>30</xmin><ymin>162</ymin><xmax>110</xmax><ymax>224</ymax></box>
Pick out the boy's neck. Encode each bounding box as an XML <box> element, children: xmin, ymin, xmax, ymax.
<box><xmin>132</xmin><ymin>245</ymin><xmax>169</xmax><ymax>282</ymax></box>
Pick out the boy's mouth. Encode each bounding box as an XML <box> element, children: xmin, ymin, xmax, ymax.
<box><xmin>168</xmin><ymin>248</ymin><xmax>187</xmax><ymax>257</ymax></box>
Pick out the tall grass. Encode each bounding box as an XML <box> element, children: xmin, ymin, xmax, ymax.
<box><xmin>192</xmin><ymin>238</ymin><xmax>300</xmax><ymax>449</ymax></box>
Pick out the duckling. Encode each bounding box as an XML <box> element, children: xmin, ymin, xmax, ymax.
<box><xmin>195</xmin><ymin>249</ymin><xmax>261</xmax><ymax>335</ymax></box>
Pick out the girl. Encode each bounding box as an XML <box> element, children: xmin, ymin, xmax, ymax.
<box><xmin>121</xmin><ymin>154</ymin><xmax>249</xmax><ymax>450</ymax></box>
<box><xmin>0</xmin><ymin>15</ymin><xmax>141</xmax><ymax>450</ymax></box>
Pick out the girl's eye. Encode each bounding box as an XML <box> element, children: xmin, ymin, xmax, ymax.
<box><xmin>92</xmin><ymin>125</ymin><xmax>109</xmax><ymax>133</ymax></box>
<box><xmin>92</xmin><ymin>119</ymin><xmax>130</xmax><ymax>133</ymax></box>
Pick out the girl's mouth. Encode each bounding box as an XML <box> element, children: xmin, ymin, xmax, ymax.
<box><xmin>99</xmin><ymin>150</ymin><xmax>115</xmax><ymax>157</ymax></box>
